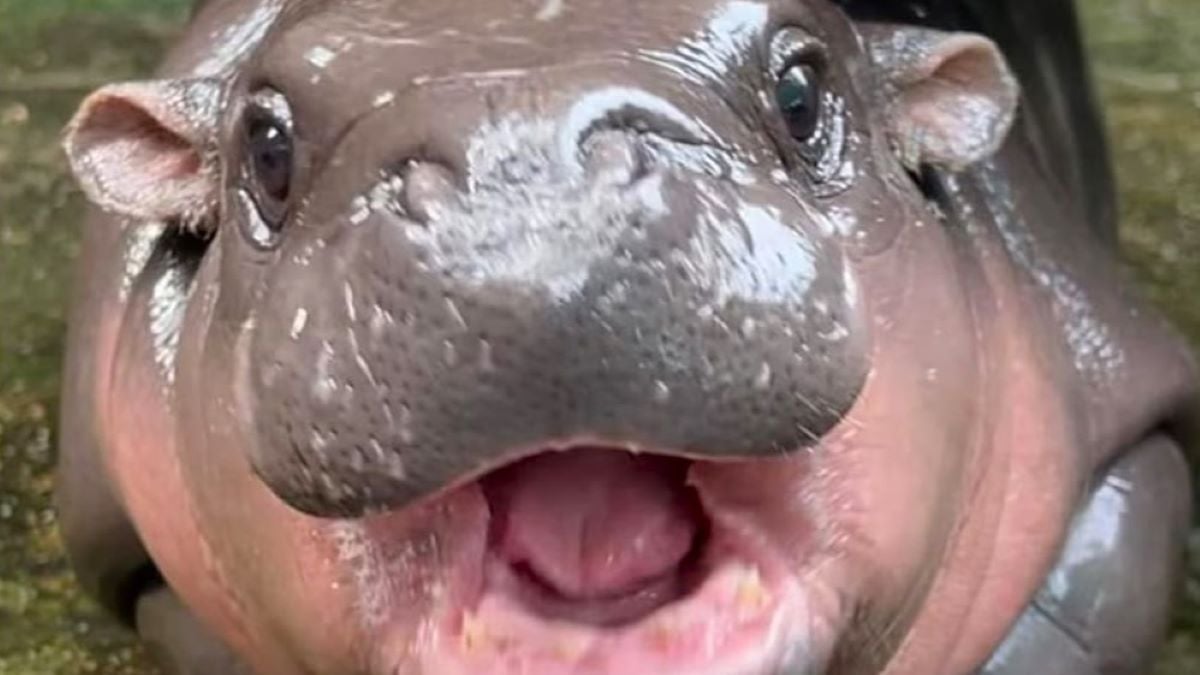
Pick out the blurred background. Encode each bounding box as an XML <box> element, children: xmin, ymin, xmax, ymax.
<box><xmin>0</xmin><ymin>0</ymin><xmax>1197</xmax><ymax>673</ymax></box>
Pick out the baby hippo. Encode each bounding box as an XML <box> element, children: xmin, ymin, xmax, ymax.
<box><xmin>55</xmin><ymin>0</ymin><xmax>1197</xmax><ymax>673</ymax></box>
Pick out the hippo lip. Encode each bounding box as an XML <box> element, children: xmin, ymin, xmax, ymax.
<box><xmin>357</xmin><ymin>443</ymin><xmax>848</xmax><ymax>675</ymax></box>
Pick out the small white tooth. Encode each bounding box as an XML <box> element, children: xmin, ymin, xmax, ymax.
<box><xmin>648</xmin><ymin>621</ymin><xmax>677</xmax><ymax>651</ymax></box>
<box><xmin>552</xmin><ymin>636</ymin><xmax>587</xmax><ymax>661</ymax></box>
<box><xmin>461</xmin><ymin>612</ymin><xmax>488</xmax><ymax>652</ymax></box>
<box><xmin>736</xmin><ymin>567</ymin><xmax>769</xmax><ymax>615</ymax></box>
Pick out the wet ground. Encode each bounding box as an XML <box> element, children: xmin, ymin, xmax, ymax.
<box><xmin>0</xmin><ymin>0</ymin><xmax>1197</xmax><ymax>673</ymax></box>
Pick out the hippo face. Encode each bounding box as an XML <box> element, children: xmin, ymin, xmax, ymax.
<box><xmin>57</xmin><ymin>0</ymin><xmax>1197</xmax><ymax>674</ymax></box>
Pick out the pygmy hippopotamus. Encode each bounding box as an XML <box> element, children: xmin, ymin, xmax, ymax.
<box><xmin>55</xmin><ymin>0</ymin><xmax>1198</xmax><ymax>673</ymax></box>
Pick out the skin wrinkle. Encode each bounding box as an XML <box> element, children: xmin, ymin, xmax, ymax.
<box><xmin>902</xmin><ymin>208</ymin><xmax>1002</xmax><ymax>674</ymax></box>
<box><xmin>844</xmin><ymin>190</ymin><xmax>987</xmax><ymax>673</ymax></box>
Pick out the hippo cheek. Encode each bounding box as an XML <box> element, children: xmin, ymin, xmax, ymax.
<box><xmin>98</xmin><ymin>267</ymin><xmax>296</xmax><ymax>675</ymax></box>
<box><xmin>877</xmin><ymin>220</ymin><xmax>1085</xmax><ymax>675</ymax></box>
<box><xmin>120</xmin><ymin>252</ymin><xmax>468</xmax><ymax>675</ymax></box>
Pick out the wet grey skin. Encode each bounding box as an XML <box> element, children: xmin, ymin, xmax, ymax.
<box><xmin>979</xmin><ymin>434</ymin><xmax>1193</xmax><ymax>675</ymax></box>
<box><xmin>52</xmin><ymin>0</ymin><xmax>1197</xmax><ymax>673</ymax></box>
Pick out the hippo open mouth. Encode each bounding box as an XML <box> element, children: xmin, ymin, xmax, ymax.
<box><xmin>360</xmin><ymin>443</ymin><xmax>835</xmax><ymax>675</ymax></box>
<box><xmin>479</xmin><ymin>448</ymin><xmax>709</xmax><ymax>627</ymax></box>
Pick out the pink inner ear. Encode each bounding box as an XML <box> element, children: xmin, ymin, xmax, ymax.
<box><xmin>77</xmin><ymin>94</ymin><xmax>201</xmax><ymax>194</ymax></box>
<box><xmin>895</xmin><ymin>37</ymin><xmax>1017</xmax><ymax>170</ymax></box>
<box><xmin>921</xmin><ymin>42</ymin><xmax>1003</xmax><ymax>93</ymax></box>
<box><xmin>66</xmin><ymin>88</ymin><xmax>215</xmax><ymax>224</ymax></box>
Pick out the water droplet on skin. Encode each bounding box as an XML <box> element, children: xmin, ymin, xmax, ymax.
<box><xmin>348</xmin><ymin>196</ymin><xmax>370</xmax><ymax>225</ymax></box>
<box><xmin>305</xmin><ymin>45</ymin><xmax>337</xmax><ymax>69</ymax></box>
<box><xmin>443</xmin><ymin>340</ymin><xmax>459</xmax><ymax>366</ymax></box>
<box><xmin>445</xmin><ymin>297</ymin><xmax>468</xmax><ymax>330</ymax></box>
<box><xmin>386</xmin><ymin>453</ymin><xmax>407</xmax><ymax>479</ymax></box>
<box><xmin>319</xmin><ymin>472</ymin><xmax>338</xmax><ymax>500</ymax></box>
<box><xmin>290</xmin><ymin>308</ymin><xmax>308</xmax><ymax>339</ymax></box>
<box><xmin>754</xmin><ymin>363</ymin><xmax>772</xmax><ymax>390</ymax></box>
<box><xmin>313</xmin><ymin>344</ymin><xmax>337</xmax><ymax>403</ymax></box>
<box><xmin>369</xmin><ymin>438</ymin><xmax>387</xmax><ymax>463</ymax></box>
<box><xmin>740</xmin><ymin>317</ymin><xmax>757</xmax><ymax>339</ymax></box>
<box><xmin>819</xmin><ymin>321</ymin><xmax>849</xmax><ymax>342</ymax></box>
<box><xmin>730</xmin><ymin>163</ymin><xmax>756</xmax><ymax>186</ymax></box>
<box><xmin>653</xmin><ymin>380</ymin><xmax>671</xmax><ymax>403</ymax></box>
<box><xmin>369</xmin><ymin>305</ymin><xmax>388</xmax><ymax>339</ymax></box>
<box><xmin>479</xmin><ymin>339</ymin><xmax>495</xmax><ymax>372</ymax></box>
<box><xmin>397</xmin><ymin>405</ymin><xmax>415</xmax><ymax>445</ymax></box>
<box><xmin>344</xmin><ymin>283</ymin><xmax>357</xmax><ymax>322</ymax></box>
<box><xmin>310</xmin><ymin>429</ymin><xmax>328</xmax><ymax>452</ymax></box>
<box><xmin>535</xmin><ymin>0</ymin><xmax>564</xmax><ymax>21</ymax></box>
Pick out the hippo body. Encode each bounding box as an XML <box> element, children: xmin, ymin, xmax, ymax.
<box><xmin>55</xmin><ymin>0</ymin><xmax>1197</xmax><ymax>674</ymax></box>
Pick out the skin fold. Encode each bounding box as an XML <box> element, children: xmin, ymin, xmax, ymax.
<box><xmin>54</xmin><ymin>1</ymin><xmax>1197</xmax><ymax>673</ymax></box>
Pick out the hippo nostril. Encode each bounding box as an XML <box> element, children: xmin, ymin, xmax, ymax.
<box><xmin>580</xmin><ymin>129</ymin><xmax>647</xmax><ymax>187</ymax></box>
<box><xmin>401</xmin><ymin>160</ymin><xmax>462</xmax><ymax>223</ymax></box>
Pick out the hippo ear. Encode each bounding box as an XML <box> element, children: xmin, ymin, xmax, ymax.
<box><xmin>63</xmin><ymin>78</ymin><xmax>223</xmax><ymax>230</ymax></box>
<box><xmin>862</xmin><ymin>24</ymin><xmax>1019</xmax><ymax>172</ymax></box>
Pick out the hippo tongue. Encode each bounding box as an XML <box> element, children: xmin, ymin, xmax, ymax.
<box><xmin>483</xmin><ymin>448</ymin><xmax>703</xmax><ymax>601</ymax></box>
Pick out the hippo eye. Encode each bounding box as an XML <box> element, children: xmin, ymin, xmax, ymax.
<box><xmin>248</xmin><ymin>115</ymin><xmax>292</xmax><ymax>204</ymax></box>
<box><xmin>776</xmin><ymin>62</ymin><xmax>822</xmax><ymax>140</ymax></box>
<box><xmin>240</xmin><ymin>90</ymin><xmax>294</xmax><ymax>236</ymax></box>
<box><xmin>769</xmin><ymin>30</ymin><xmax>845</xmax><ymax>182</ymax></box>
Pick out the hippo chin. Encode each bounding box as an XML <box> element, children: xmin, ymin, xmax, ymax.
<box><xmin>55</xmin><ymin>0</ymin><xmax>1197</xmax><ymax>673</ymax></box>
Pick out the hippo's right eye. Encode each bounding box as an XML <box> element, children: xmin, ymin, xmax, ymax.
<box><xmin>769</xmin><ymin>29</ymin><xmax>843</xmax><ymax>181</ymax></box>
<box><xmin>248</xmin><ymin>114</ymin><xmax>292</xmax><ymax>204</ymax></box>
<box><xmin>776</xmin><ymin>62</ymin><xmax>821</xmax><ymax>141</ymax></box>
<box><xmin>239</xmin><ymin>89</ymin><xmax>294</xmax><ymax>241</ymax></box>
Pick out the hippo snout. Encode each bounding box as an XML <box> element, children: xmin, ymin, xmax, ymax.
<box><xmin>244</xmin><ymin>87</ymin><xmax>869</xmax><ymax>517</ymax></box>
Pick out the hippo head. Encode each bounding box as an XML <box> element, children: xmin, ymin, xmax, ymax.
<box><xmin>57</xmin><ymin>0</ymin><xmax>1196</xmax><ymax>674</ymax></box>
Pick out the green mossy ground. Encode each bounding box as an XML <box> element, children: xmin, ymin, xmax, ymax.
<box><xmin>0</xmin><ymin>0</ymin><xmax>1196</xmax><ymax>672</ymax></box>
<box><xmin>1082</xmin><ymin>1</ymin><xmax>1200</xmax><ymax>672</ymax></box>
<box><xmin>0</xmin><ymin>3</ymin><xmax>186</xmax><ymax>672</ymax></box>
